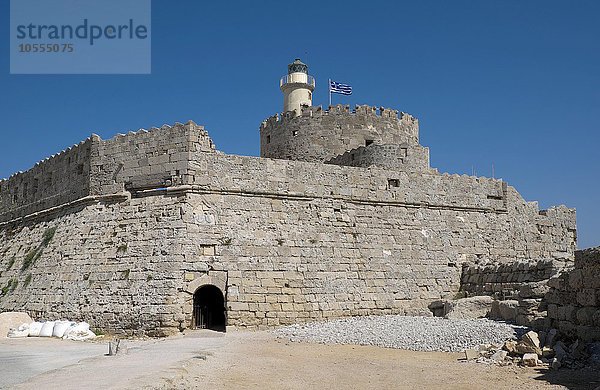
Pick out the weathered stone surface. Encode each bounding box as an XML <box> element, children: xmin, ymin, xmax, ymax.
<box><xmin>444</xmin><ymin>296</ymin><xmax>494</xmax><ymax>320</ymax></box>
<box><xmin>464</xmin><ymin>349</ymin><xmax>479</xmax><ymax>360</ymax></box>
<box><xmin>522</xmin><ymin>353</ymin><xmax>538</xmax><ymax>366</ymax></box>
<box><xmin>0</xmin><ymin>312</ymin><xmax>33</xmax><ymax>338</ymax></box>
<box><xmin>503</xmin><ymin>340</ymin><xmax>517</xmax><ymax>354</ymax></box>
<box><xmin>545</xmin><ymin>247</ymin><xmax>600</xmax><ymax>342</ymax></box>
<box><xmin>521</xmin><ymin>331</ymin><xmax>542</xmax><ymax>356</ymax></box>
<box><xmin>490</xmin><ymin>299</ymin><xmax>519</xmax><ymax>322</ymax></box>
<box><xmin>490</xmin><ymin>350</ymin><xmax>508</xmax><ymax>363</ymax></box>
<box><xmin>0</xmin><ymin>106</ymin><xmax>578</xmax><ymax>336</ymax></box>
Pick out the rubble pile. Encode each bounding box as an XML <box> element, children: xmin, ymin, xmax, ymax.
<box><xmin>464</xmin><ymin>328</ymin><xmax>600</xmax><ymax>369</ymax></box>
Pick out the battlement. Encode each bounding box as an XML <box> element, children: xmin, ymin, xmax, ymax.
<box><xmin>0</xmin><ymin>120</ymin><xmax>215</xmax><ymax>222</ymax></box>
<box><xmin>325</xmin><ymin>142</ymin><xmax>430</xmax><ymax>171</ymax></box>
<box><xmin>260</xmin><ymin>104</ymin><xmax>418</xmax><ymax>131</ymax></box>
<box><xmin>260</xmin><ymin>104</ymin><xmax>421</xmax><ymax>164</ymax></box>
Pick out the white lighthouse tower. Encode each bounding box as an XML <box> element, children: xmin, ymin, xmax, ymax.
<box><xmin>280</xmin><ymin>59</ymin><xmax>315</xmax><ymax>115</ymax></box>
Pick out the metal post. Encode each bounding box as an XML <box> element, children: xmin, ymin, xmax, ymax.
<box><xmin>328</xmin><ymin>78</ymin><xmax>332</xmax><ymax>107</ymax></box>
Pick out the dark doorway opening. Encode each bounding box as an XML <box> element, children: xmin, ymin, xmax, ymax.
<box><xmin>193</xmin><ymin>285</ymin><xmax>226</xmax><ymax>332</ymax></box>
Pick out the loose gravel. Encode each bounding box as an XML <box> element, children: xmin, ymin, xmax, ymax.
<box><xmin>274</xmin><ymin>315</ymin><xmax>529</xmax><ymax>352</ymax></box>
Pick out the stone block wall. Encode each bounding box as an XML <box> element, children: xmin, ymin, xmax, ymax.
<box><xmin>260</xmin><ymin>105</ymin><xmax>420</xmax><ymax>164</ymax></box>
<box><xmin>546</xmin><ymin>247</ymin><xmax>600</xmax><ymax>341</ymax></box>
<box><xmin>0</xmin><ymin>121</ymin><xmax>215</xmax><ymax>222</ymax></box>
<box><xmin>0</xmin><ymin>194</ymin><xmax>190</xmax><ymax>336</ymax></box>
<box><xmin>0</xmin><ymin>120</ymin><xmax>578</xmax><ymax>335</ymax></box>
<box><xmin>324</xmin><ymin>143</ymin><xmax>430</xmax><ymax>171</ymax></box>
<box><xmin>460</xmin><ymin>259</ymin><xmax>567</xmax><ymax>299</ymax></box>
<box><xmin>90</xmin><ymin>121</ymin><xmax>215</xmax><ymax>195</ymax></box>
<box><xmin>0</xmin><ymin>137</ymin><xmax>94</xmax><ymax>223</ymax></box>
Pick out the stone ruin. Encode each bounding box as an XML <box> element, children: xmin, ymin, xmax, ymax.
<box><xmin>0</xmin><ymin>100</ymin><xmax>584</xmax><ymax>337</ymax></box>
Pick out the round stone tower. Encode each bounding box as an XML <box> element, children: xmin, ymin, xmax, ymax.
<box><xmin>280</xmin><ymin>59</ymin><xmax>315</xmax><ymax>114</ymax></box>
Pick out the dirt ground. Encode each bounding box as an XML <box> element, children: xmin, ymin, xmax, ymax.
<box><xmin>3</xmin><ymin>330</ymin><xmax>600</xmax><ymax>390</ymax></box>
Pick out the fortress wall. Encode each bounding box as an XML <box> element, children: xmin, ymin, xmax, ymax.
<box><xmin>191</xmin><ymin>152</ymin><xmax>507</xmax><ymax>213</ymax></box>
<box><xmin>260</xmin><ymin>105</ymin><xmax>420</xmax><ymax>163</ymax></box>
<box><xmin>546</xmin><ymin>247</ymin><xmax>600</xmax><ymax>341</ymax></box>
<box><xmin>0</xmin><ymin>138</ymin><xmax>95</xmax><ymax>223</ymax></box>
<box><xmin>91</xmin><ymin>121</ymin><xmax>214</xmax><ymax>195</ymax></box>
<box><xmin>176</xmin><ymin>152</ymin><xmax>576</xmax><ymax>327</ymax></box>
<box><xmin>0</xmin><ymin>125</ymin><xmax>578</xmax><ymax>334</ymax></box>
<box><xmin>325</xmin><ymin>143</ymin><xmax>430</xmax><ymax>171</ymax></box>
<box><xmin>188</xmin><ymin>151</ymin><xmax>576</xmax><ymax>263</ymax></box>
<box><xmin>0</xmin><ymin>195</ymin><xmax>190</xmax><ymax>336</ymax></box>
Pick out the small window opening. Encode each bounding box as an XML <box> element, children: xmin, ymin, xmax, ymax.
<box><xmin>388</xmin><ymin>179</ymin><xmax>400</xmax><ymax>188</ymax></box>
<box><xmin>351</xmin><ymin>154</ymin><xmax>355</xmax><ymax>161</ymax></box>
<box><xmin>292</xmin><ymin>130</ymin><xmax>298</xmax><ymax>137</ymax></box>
<box><xmin>365</xmin><ymin>139</ymin><xmax>374</xmax><ymax>146</ymax></box>
<box><xmin>266</xmin><ymin>135</ymin><xmax>271</xmax><ymax>144</ymax></box>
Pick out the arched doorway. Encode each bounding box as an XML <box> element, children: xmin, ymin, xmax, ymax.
<box><xmin>193</xmin><ymin>285</ymin><xmax>226</xmax><ymax>332</ymax></box>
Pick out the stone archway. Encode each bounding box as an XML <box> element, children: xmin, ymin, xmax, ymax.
<box><xmin>192</xmin><ymin>284</ymin><xmax>226</xmax><ymax>332</ymax></box>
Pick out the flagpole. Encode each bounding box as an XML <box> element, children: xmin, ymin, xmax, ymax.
<box><xmin>328</xmin><ymin>78</ymin><xmax>332</xmax><ymax>107</ymax></box>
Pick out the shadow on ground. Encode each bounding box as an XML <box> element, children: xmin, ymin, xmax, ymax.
<box><xmin>532</xmin><ymin>366</ymin><xmax>600</xmax><ymax>390</ymax></box>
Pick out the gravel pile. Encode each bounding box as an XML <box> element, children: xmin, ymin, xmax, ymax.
<box><xmin>274</xmin><ymin>315</ymin><xmax>529</xmax><ymax>352</ymax></box>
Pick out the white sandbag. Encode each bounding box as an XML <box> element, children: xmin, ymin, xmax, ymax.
<box><xmin>52</xmin><ymin>321</ymin><xmax>75</xmax><ymax>338</ymax></box>
<box><xmin>39</xmin><ymin>321</ymin><xmax>55</xmax><ymax>337</ymax></box>
<box><xmin>7</xmin><ymin>323</ymin><xmax>30</xmax><ymax>338</ymax></box>
<box><xmin>69</xmin><ymin>329</ymin><xmax>96</xmax><ymax>341</ymax></box>
<box><xmin>28</xmin><ymin>321</ymin><xmax>43</xmax><ymax>337</ymax></box>
<box><xmin>61</xmin><ymin>323</ymin><xmax>77</xmax><ymax>339</ymax></box>
<box><xmin>62</xmin><ymin>322</ymin><xmax>92</xmax><ymax>340</ymax></box>
<box><xmin>64</xmin><ymin>326</ymin><xmax>95</xmax><ymax>341</ymax></box>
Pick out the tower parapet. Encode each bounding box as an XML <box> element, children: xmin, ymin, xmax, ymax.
<box><xmin>260</xmin><ymin>104</ymin><xmax>422</xmax><ymax>165</ymax></box>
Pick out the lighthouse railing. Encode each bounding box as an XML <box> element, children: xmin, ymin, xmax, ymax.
<box><xmin>280</xmin><ymin>74</ymin><xmax>315</xmax><ymax>88</ymax></box>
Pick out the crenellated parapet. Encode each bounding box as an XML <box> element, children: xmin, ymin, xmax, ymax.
<box><xmin>260</xmin><ymin>104</ymin><xmax>421</xmax><ymax>164</ymax></box>
<box><xmin>0</xmin><ymin>136</ymin><xmax>96</xmax><ymax>223</ymax></box>
<box><xmin>325</xmin><ymin>142</ymin><xmax>430</xmax><ymax>171</ymax></box>
<box><xmin>0</xmin><ymin>120</ymin><xmax>215</xmax><ymax>222</ymax></box>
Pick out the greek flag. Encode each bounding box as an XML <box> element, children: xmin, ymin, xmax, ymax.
<box><xmin>329</xmin><ymin>80</ymin><xmax>352</xmax><ymax>95</ymax></box>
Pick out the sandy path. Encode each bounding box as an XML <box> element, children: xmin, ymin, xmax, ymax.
<box><xmin>4</xmin><ymin>330</ymin><xmax>599</xmax><ymax>390</ymax></box>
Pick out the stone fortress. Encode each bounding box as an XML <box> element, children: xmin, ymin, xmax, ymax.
<box><xmin>0</xmin><ymin>59</ymin><xmax>579</xmax><ymax>336</ymax></box>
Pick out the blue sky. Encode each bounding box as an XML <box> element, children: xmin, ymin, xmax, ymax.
<box><xmin>1</xmin><ymin>1</ymin><xmax>598</xmax><ymax>248</ymax></box>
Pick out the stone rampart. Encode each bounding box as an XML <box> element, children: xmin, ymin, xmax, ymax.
<box><xmin>0</xmin><ymin>117</ymin><xmax>578</xmax><ymax>335</ymax></box>
<box><xmin>260</xmin><ymin>105</ymin><xmax>420</xmax><ymax>164</ymax></box>
<box><xmin>0</xmin><ymin>121</ymin><xmax>215</xmax><ymax>223</ymax></box>
<box><xmin>546</xmin><ymin>247</ymin><xmax>600</xmax><ymax>341</ymax></box>
<box><xmin>0</xmin><ymin>137</ymin><xmax>95</xmax><ymax>223</ymax></box>
<box><xmin>90</xmin><ymin>120</ymin><xmax>214</xmax><ymax>195</ymax></box>
<box><xmin>325</xmin><ymin>143</ymin><xmax>430</xmax><ymax>171</ymax></box>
